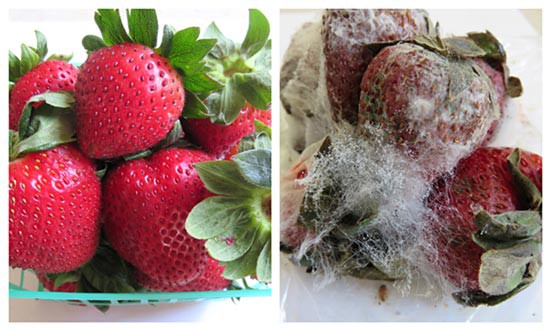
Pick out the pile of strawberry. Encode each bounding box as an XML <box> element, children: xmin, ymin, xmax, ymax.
<box><xmin>281</xmin><ymin>9</ymin><xmax>541</xmax><ymax>307</ymax></box>
<box><xmin>9</xmin><ymin>9</ymin><xmax>272</xmax><ymax>306</ymax></box>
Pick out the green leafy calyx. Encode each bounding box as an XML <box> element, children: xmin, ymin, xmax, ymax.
<box><xmin>83</xmin><ymin>9</ymin><xmax>222</xmax><ymax>120</ymax></box>
<box><xmin>186</xmin><ymin>125</ymin><xmax>271</xmax><ymax>282</ymax></box>
<box><xmin>9</xmin><ymin>91</ymin><xmax>76</xmax><ymax>162</ymax></box>
<box><xmin>454</xmin><ymin>149</ymin><xmax>542</xmax><ymax>307</ymax></box>
<box><xmin>44</xmin><ymin>239</ymin><xmax>141</xmax><ymax>312</ymax></box>
<box><xmin>202</xmin><ymin>9</ymin><xmax>271</xmax><ymax>125</ymax></box>
<box><xmin>10</xmin><ymin>31</ymin><xmax>73</xmax><ymax>87</ymax></box>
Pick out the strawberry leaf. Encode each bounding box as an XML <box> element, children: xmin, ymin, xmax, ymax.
<box><xmin>444</xmin><ymin>36</ymin><xmax>486</xmax><ymax>58</ymax></box>
<box><xmin>506</xmin><ymin>76</ymin><xmax>523</xmax><ymax>97</ymax></box>
<box><xmin>34</xmin><ymin>30</ymin><xmax>48</xmax><ymax>61</ymax></box>
<box><xmin>182</xmin><ymin>69</ymin><xmax>223</xmax><ymax>96</ymax></box>
<box><xmin>220</xmin><ymin>235</ymin><xmax>265</xmax><ymax>280</ymax></box>
<box><xmin>46</xmin><ymin>53</ymin><xmax>74</xmax><ymax>62</ymax></box>
<box><xmin>20</xmin><ymin>44</ymin><xmax>40</xmax><ymax>77</ymax></box>
<box><xmin>14</xmin><ymin>106</ymin><xmax>76</xmax><ymax>157</ymax></box>
<box><xmin>126</xmin><ymin>9</ymin><xmax>158</xmax><ymax>48</ymax></box>
<box><xmin>256</xmin><ymin>240</ymin><xmax>271</xmax><ymax>282</ymax></box>
<box><xmin>52</xmin><ymin>271</ymin><xmax>80</xmax><ymax>289</ymax></box>
<box><xmin>94</xmin><ymin>9</ymin><xmax>132</xmax><ymax>45</ymax></box>
<box><xmin>254</xmin><ymin>39</ymin><xmax>271</xmax><ymax>69</ymax></box>
<box><xmin>206</xmin><ymin>225</ymin><xmax>259</xmax><ymax>262</ymax></box>
<box><xmin>238</xmin><ymin>132</ymin><xmax>271</xmax><ymax>153</ymax></box>
<box><xmin>254</xmin><ymin>119</ymin><xmax>272</xmax><ymax>138</ymax></box>
<box><xmin>200</xmin><ymin>9</ymin><xmax>270</xmax><ymax>125</ymax></box>
<box><xmin>168</xmin><ymin>27</ymin><xmax>221</xmax><ymax>96</ymax></box>
<box><xmin>234</xmin><ymin>71</ymin><xmax>271</xmax><ymax>110</ymax></box>
<box><xmin>169</xmin><ymin>27</ymin><xmax>217</xmax><ymax>72</ymax></box>
<box><xmin>467</xmin><ymin>31</ymin><xmax>506</xmax><ymax>62</ymax></box>
<box><xmin>82</xmin><ymin>35</ymin><xmax>108</xmax><ymax>52</ymax></box>
<box><xmin>473</xmin><ymin>210</ymin><xmax>541</xmax><ymax>241</ymax></box>
<box><xmin>205</xmin><ymin>77</ymin><xmax>246</xmax><ymax>125</ymax></box>
<box><xmin>18</xmin><ymin>91</ymin><xmax>75</xmax><ymax>139</ymax></box>
<box><xmin>221</xmin><ymin>229</ymin><xmax>270</xmax><ymax>281</ymax></box>
<box><xmin>182</xmin><ymin>90</ymin><xmax>210</xmax><ymax>119</ymax></box>
<box><xmin>204</xmin><ymin>22</ymin><xmax>235</xmax><ymax>59</ymax></box>
<box><xmin>10</xmin><ymin>30</ymin><xmax>71</xmax><ymax>83</ymax></box>
<box><xmin>122</xmin><ymin>149</ymin><xmax>153</xmax><ymax>161</ymax></box>
<box><xmin>157</xmin><ymin>24</ymin><xmax>175</xmax><ymax>58</ymax></box>
<box><xmin>232</xmin><ymin>149</ymin><xmax>271</xmax><ymax>188</ymax></box>
<box><xmin>9</xmin><ymin>51</ymin><xmax>21</xmax><ymax>83</ymax></box>
<box><xmin>478</xmin><ymin>241</ymin><xmax>541</xmax><ymax>296</ymax></box>
<box><xmin>194</xmin><ymin>160</ymin><xmax>261</xmax><ymax>197</ymax></box>
<box><xmin>186</xmin><ymin>196</ymin><xmax>251</xmax><ymax>239</ymax></box>
<box><xmin>236</xmin><ymin>121</ymin><xmax>272</xmax><ymax>154</ymax></box>
<box><xmin>81</xmin><ymin>242</ymin><xmax>137</xmax><ymax>293</ymax></box>
<box><xmin>507</xmin><ymin>148</ymin><xmax>542</xmax><ymax>210</ymax></box>
<box><xmin>241</xmin><ymin>9</ymin><xmax>270</xmax><ymax>58</ymax></box>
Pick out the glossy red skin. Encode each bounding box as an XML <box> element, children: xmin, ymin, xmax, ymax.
<box><xmin>182</xmin><ymin>105</ymin><xmax>271</xmax><ymax>159</ymax></box>
<box><xmin>103</xmin><ymin>148</ymin><xmax>213</xmax><ymax>286</ymax></box>
<box><xmin>322</xmin><ymin>9</ymin><xmax>430</xmax><ymax>124</ymax></box>
<box><xmin>75</xmin><ymin>43</ymin><xmax>184</xmax><ymax>159</ymax></box>
<box><xmin>9</xmin><ymin>144</ymin><xmax>101</xmax><ymax>273</ymax></box>
<box><xmin>427</xmin><ymin>147</ymin><xmax>542</xmax><ymax>290</ymax></box>
<box><xmin>135</xmin><ymin>257</ymin><xmax>231</xmax><ymax>292</ymax></box>
<box><xmin>36</xmin><ymin>272</ymin><xmax>78</xmax><ymax>292</ymax></box>
<box><xmin>9</xmin><ymin>60</ymin><xmax>78</xmax><ymax>130</ymax></box>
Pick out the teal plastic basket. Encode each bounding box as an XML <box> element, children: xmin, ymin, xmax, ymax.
<box><xmin>9</xmin><ymin>269</ymin><xmax>271</xmax><ymax>307</ymax></box>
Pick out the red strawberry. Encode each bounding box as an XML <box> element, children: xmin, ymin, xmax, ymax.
<box><xmin>36</xmin><ymin>272</ymin><xmax>78</xmax><ymax>292</ymax></box>
<box><xmin>74</xmin><ymin>43</ymin><xmax>184</xmax><ymax>159</ymax></box>
<box><xmin>9</xmin><ymin>60</ymin><xmax>78</xmax><ymax>130</ymax></box>
<box><xmin>358</xmin><ymin>43</ymin><xmax>499</xmax><ymax>177</ymax></box>
<box><xmin>102</xmin><ymin>148</ymin><xmax>213</xmax><ymax>286</ymax></box>
<box><xmin>182</xmin><ymin>104</ymin><xmax>271</xmax><ymax>158</ymax></box>
<box><xmin>322</xmin><ymin>9</ymin><xmax>430</xmax><ymax>124</ymax></box>
<box><xmin>9</xmin><ymin>144</ymin><xmax>101</xmax><ymax>273</ymax></box>
<box><xmin>135</xmin><ymin>257</ymin><xmax>230</xmax><ymax>292</ymax></box>
<box><xmin>427</xmin><ymin>147</ymin><xmax>542</xmax><ymax>294</ymax></box>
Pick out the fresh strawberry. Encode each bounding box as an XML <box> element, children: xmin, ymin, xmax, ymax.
<box><xmin>75</xmin><ymin>9</ymin><xmax>223</xmax><ymax>159</ymax></box>
<box><xmin>183</xmin><ymin>104</ymin><xmax>271</xmax><ymax>158</ymax></box>
<box><xmin>10</xmin><ymin>60</ymin><xmax>78</xmax><ymax>130</ymax></box>
<box><xmin>135</xmin><ymin>257</ymin><xmax>231</xmax><ymax>292</ymax></box>
<box><xmin>427</xmin><ymin>147</ymin><xmax>542</xmax><ymax>305</ymax></box>
<box><xmin>36</xmin><ymin>272</ymin><xmax>78</xmax><ymax>292</ymax></box>
<box><xmin>358</xmin><ymin>42</ymin><xmax>499</xmax><ymax>177</ymax></box>
<box><xmin>102</xmin><ymin>148</ymin><xmax>213</xmax><ymax>286</ymax></box>
<box><xmin>9</xmin><ymin>31</ymin><xmax>77</xmax><ymax>130</ymax></box>
<box><xmin>74</xmin><ymin>43</ymin><xmax>184</xmax><ymax>159</ymax></box>
<box><xmin>182</xmin><ymin>10</ymin><xmax>271</xmax><ymax>158</ymax></box>
<box><xmin>9</xmin><ymin>144</ymin><xmax>101</xmax><ymax>273</ymax></box>
<box><xmin>322</xmin><ymin>9</ymin><xmax>431</xmax><ymax>124</ymax></box>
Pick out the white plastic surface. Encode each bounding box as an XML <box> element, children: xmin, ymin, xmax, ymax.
<box><xmin>280</xmin><ymin>9</ymin><xmax>542</xmax><ymax>322</ymax></box>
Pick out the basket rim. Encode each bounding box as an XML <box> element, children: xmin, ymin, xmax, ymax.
<box><xmin>9</xmin><ymin>281</ymin><xmax>271</xmax><ymax>301</ymax></box>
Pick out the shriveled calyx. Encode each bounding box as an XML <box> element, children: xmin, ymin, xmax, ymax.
<box><xmin>427</xmin><ymin>147</ymin><xmax>542</xmax><ymax>307</ymax></box>
<box><xmin>454</xmin><ymin>149</ymin><xmax>542</xmax><ymax>306</ymax></box>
